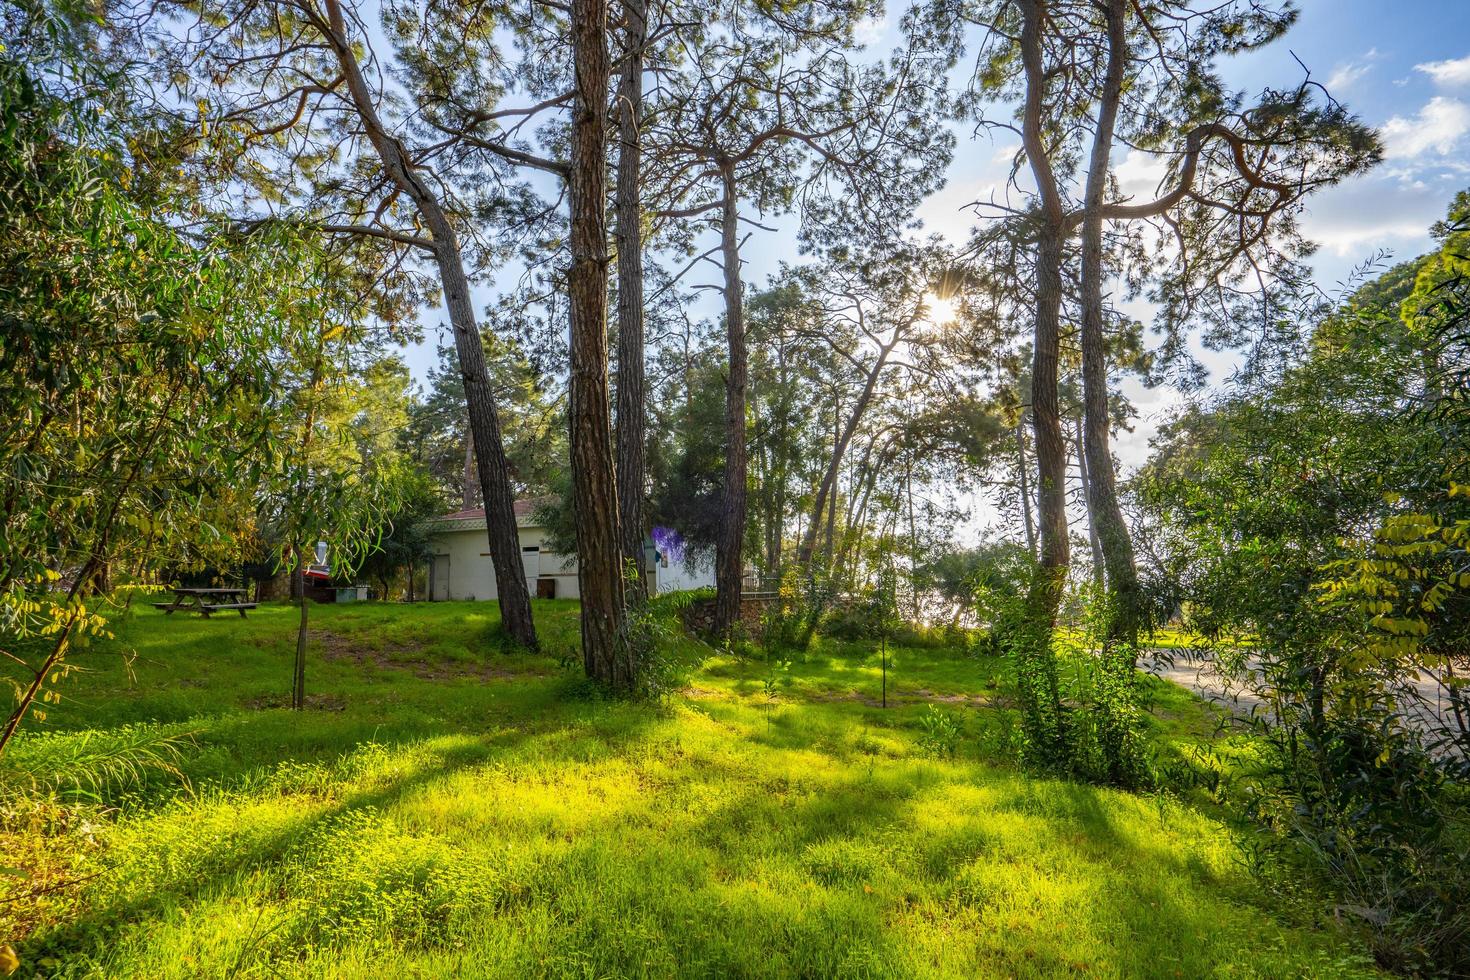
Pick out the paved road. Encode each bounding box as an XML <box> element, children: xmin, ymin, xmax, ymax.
<box><xmin>1145</xmin><ymin>651</ymin><xmax>1266</xmax><ymax>717</ymax></box>
<box><xmin>1144</xmin><ymin>649</ymin><xmax>1467</xmax><ymax>759</ymax></box>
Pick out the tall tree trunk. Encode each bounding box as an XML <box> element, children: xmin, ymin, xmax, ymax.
<box><xmin>823</xmin><ymin>398</ymin><xmax>841</xmax><ymax>564</ymax></box>
<box><xmin>771</xmin><ymin>470</ymin><xmax>786</xmax><ymax>576</ymax></box>
<box><xmin>1028</xmin><ymin>224</ymin><xmax>1070</xmax><ymax>593</ymax></box>
<box><xmin>1020</xmin><ymin>0</ymin><xmax>1071</xmax><ymax>621</ymax></box>
<box><xmin>1074</xmin><ymin>414</ymin><xmax>1104</xmax><ymax>585</ymax></box>
<box><xmin>831</xmin><ymin>432</ymin><xmax>883</xmax><ymax>584</ymax></box>
<box><xmin>462</xmin><ymin>419</ymin><xmax>477</xmax><ymax>510</ymax></box>
<box><xmin>569</xmin><ymin>0</ymin><xmax>629</xmax><ymax>686</ymax></box>
<box><xmin>1011</xmin><ymin>0</ymin><xmax>1073</xmax><ymax>766</ymax></box>
<box><xmin>1079</xmin><ymin>0</ymin><xmax>1143</xmax><ymax>641</ymax></box>
<box><xmin>1015</xmin><ymin>415</ymin><xmax>1037</xmax><ymax>558</ymax></box>
<box><xmin>769</xmin><ymin>343</ymin><xmax>790</xmax><ymax>576</ymax></box>
<box><xmin>324</xmin><ymin>0</ymin><xmax>537</xmax><ymax>648</ymax></box>
<box><xmin>906</xmin><ymin>459</ymin><xmax>920</xmax><ymax>621</ymax></box>
<box><xmin>437</xmin><ymin>243</ymin><xmax>539</xmax><ymax>647</ymax></box>
<box><xmin>713</xmin><ymin>165</ymin><xmax>748</xmax><ymax>638</ymax></box>
<box><xmin>837</xmin><ymin>460</ymin><xmax>880</xmax><ymax>586</ymax></box>
<box><xmin>824</xmin><ymin>466</ymin><xmax>839</xmax><ymax>565</ymax></box>
<box><xmin>761</xmin><ymin>440</ymin><xmax>778</xmax><ymax>576</ymax></box>
<box><xmin>755</xmin><ymin>428</ymin><xmax>778</xmax><ymax>579</ymax></box>
<box><xmin>614</xmin><ymin>0</ymin><xmax>648</xmax><ymax>595</ymax></box>
<box><xmin>796</xmin><ymin>327</ymin><xmax>904</xmax><ymax>567</ymax></box>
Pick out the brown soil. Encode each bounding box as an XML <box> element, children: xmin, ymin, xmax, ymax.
<box><xmin>248</xmin><ymin>693</ymin><xmax>347</xmax><ymax>711</ymax></box>
<box><xmin>312</xmin><ymin>630</ymin><xmax>544</xmax><ymax>682</ymax></box>
<box><xmin>699</xmin><ymin>685</ymin><xmax>999</xmax><ymax>709</ymax></box>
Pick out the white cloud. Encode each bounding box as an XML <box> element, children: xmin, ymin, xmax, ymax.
<box><xmin>1114</xmin><ymin>379</ymin><xmax>1187</xmax><ymax>472</ymax></box>
<box><xmin>1327</xmin><ymin>48</ymin><xmax>1378</xmax><ymax>92</ymax></box>
<box><xmin>1328</xmin><ymin>62</ymin><xmax>1372</xmax><ymax>91</ymax></box>
<box><xmin>853</xmin><ymin>14</ymin><xmax>888</xmax><ymax>47</ymax></box>
<box><xmin>1299</xmin><ymin>176</ymin><xmax>1444</xmax><ymax>267</ymax></box>
<box><xmin>1416</xmin><ymin>54</ymin><xmax>1470</xmax><ymax>88</ymax></box>
<box><xmin>914</xmin><ymin>179</ymin><xmax>994</xmax><ymax>242</ymax></box>
<box><xmin>1380</xmin><ymin>96</ymin><xmax>1470</xmax><ymax>159</ymax></box>
<box><xmin>991</xmin><ymin>143</ymin><xmax>1021</xmax><ymax>165</ymax></box>
<box><xmin>1314</xmin><ymin>220</ymin><xmax>1432</xmax><ymax>258</ymax></box>
<box><xmin>1112</xmin><ymin>149</ymin><xmax>1170</xmax><ymax>203</ymax></box>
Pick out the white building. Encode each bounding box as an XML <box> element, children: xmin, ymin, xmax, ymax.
<box><xmin>424</xmin><ymin>499</ymin><xmax>714</xmax><ymax>601</ymax></box>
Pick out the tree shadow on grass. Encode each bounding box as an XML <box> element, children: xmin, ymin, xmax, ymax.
<box><xmin>21</xmin><ymin>702</ymin><xmax>663</xmax><ymax>968</ymax></box>
<box><xmin>656</xmin><ymin>756</ymin><xmax>1343</xmax><ymax>977</ymax></box>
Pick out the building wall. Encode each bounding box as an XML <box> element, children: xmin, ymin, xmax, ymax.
<box><xmin>427</xmin><ymin>524</ymin><xmax>716</xmax><ymax>602</ymax></box>
<box><xmin>428</xmin><ymin>526</ymin><xmax>581</xmax><ymax>601</ymax></box>
<box><xmin>652</xmin><ymin>552</ymin><xmax>716</xmax><ymax>594</ymax></box>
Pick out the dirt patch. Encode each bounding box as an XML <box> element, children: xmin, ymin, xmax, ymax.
<box><xmin>312</xmin><ymin>630</ymin><xmax>544</xmax><ymax>681</ymax></box>
<box><xmin>913</xmin><ymin>687</ymin><xmax>997</xmax><ymax>706</ymax></box>
<box><xmin>794</xmin><ymin>688</ymin><xmax>996</xmax><ymax>709</ymax></box>
<box><xmin>248</xmin><ymin>693</ymin><xmax>347</xmax><ymax>711</ymax></box>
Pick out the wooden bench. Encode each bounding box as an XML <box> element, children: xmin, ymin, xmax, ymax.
<box><xmin>199</xmin><ymin>602</ymin><xmax>258</xmax><ymax>618</ymax></box>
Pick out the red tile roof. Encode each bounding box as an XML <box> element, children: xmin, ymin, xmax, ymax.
<box><xmin>437</xmin><ymin>497</ymin><xmax>547</xmax><ymax>522</ymax></box>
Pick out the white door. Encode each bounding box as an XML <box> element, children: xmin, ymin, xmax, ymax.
<box><xmin>521</xmin><ymin>547</ymin><xmax>540</xmax><ymax>598</ymax></box>
<box><xmin>430</xmin><ymin>555</ymin><xmax>450</xmax><ymax>601</ymax></box>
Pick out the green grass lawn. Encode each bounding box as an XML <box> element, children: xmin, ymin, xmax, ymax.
<box><xmin>2</xmin><ymin>600</ymin><xmax>1376</xmax><ymax>978</ymax></box>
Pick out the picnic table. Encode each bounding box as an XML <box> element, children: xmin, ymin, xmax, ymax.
<box><xmin>153</xmin><ymin>587</ymin><xmax>258</xmax><ymax>618</ymax></box>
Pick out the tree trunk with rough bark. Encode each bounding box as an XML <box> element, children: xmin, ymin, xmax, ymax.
<box><xmin>1074</xmin><ymin>415</ymin><xmax>1104</xmax><ymax>585</ymax></box>
<box><xmin>568</xmin><ymin>0</ymin><xmax>629</xmax><ymax>686</ymax></box>
<box><xmin>1031</xmin><ymin>228</ymin><xmax>1070</xmax><ymax>589</ymax></box>
<box><xmin>713</xmin><ymin>166</ymin><xmax>748</xmax><ymax>638</ymax></box>
<box><xmin>1079</xmin><ymin>0</ymin><xmax>1143</xmax><ymax>641</ymax></box>
<box><xmin>434</xmin><ymin>242</ymin><xmax>540</xmax><ymax>648</ymax></box>
<box><xmin>906</xmin><ymin>460</ymin><xmax>920</xmax><ymax>621</ymax></box>
<box><xmin>462</xmin><ymin>419</ymin><xmax>476</xmax><ymax>510</ymax></box>
<box><xmin>323</xmin><ymin>0</ymin><xmax>537</xmax><ymax>648</ymax></box>
<box><xmin>838</xmin><ymin>460</ymin><xmax>881</xmax><ymax>586</ymax></box>
<box><xmin>614</xmin><ymin>0</ymin><xmax>648</xmax><ymax>596</ymax></box>
<box><xmin>1020</xmin><ymin>0</ymin><xmax>1071</xmax><ymax>622</ymax></box>
<box><xmin>768</xmin><ymin>343</ymin><xmax>790</xmax><ymax>576</ymax></box>
<box><xmin>1015</xmin><ymin>415</ymin><xmax>1037</xmax><ymax>558</ymax></box>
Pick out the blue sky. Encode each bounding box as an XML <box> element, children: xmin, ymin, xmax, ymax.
<box><xmin>902</xmin><ymin>0</ymin><xmax>1470</xmax><ymax>504</ymax></box>
<box><xmin>1227</xmin><ymin>0</ymin><xmax>1470</xmax><ymax>286</ymax></box>
<box><xmin>395</xmin><ymin>1</ymin><xmax>1470</xmax><ymax>536</ymax></box>
<box><xmin>907</xmin><ymin>0</ymin><xmax>1470</xmax><ymax>309</ymax></box>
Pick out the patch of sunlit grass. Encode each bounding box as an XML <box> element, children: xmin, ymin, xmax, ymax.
<box><xmin>2</xmin><ymin>601</ymin><xmax>1380</xmax><ymax>978</ymax></box>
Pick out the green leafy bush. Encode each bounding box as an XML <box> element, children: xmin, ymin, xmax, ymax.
<box><xmin>623</xmin><ymin>569</ymin><xmax>699</xmax><ymax>702</ymax></box>
<box><xmin>762</xmin><ymin>564</ymin><xmax>834</xmax><ymax>650</ymax></box>
<box><xmin>916</xmin><ymin>706</ymin><xmax>961</xmax><ymax>759</ymax></box>
<box><xmin>1134</xmin><ymin>209</ymin><xmax>1470</xmax><ymax>973</ymax></box>
<box><xmin>998</xmin><ymin>572</ymin><xmax>1152</xmax><ymax>787</ymax></box>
